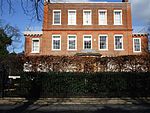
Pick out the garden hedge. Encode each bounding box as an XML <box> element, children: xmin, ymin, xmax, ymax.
<box><xmin>4</xmin><ymin>72</ymin><xmax>150</xmax><ymax>98</ymax></box>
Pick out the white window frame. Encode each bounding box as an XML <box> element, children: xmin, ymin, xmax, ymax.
<box><xmin>67</xmin><ymin>35</ymin><xmax>77</xmax><ymax>51</ymax></box>
<box><xmin>83</xmin><ymin>10</ymin><xmax>92</xmax><ymax>25</ymax></box>
<box><xmin>98</xmin><ymin>10</ymin><xmax>107</xmax><ymax>25</ymax></box>
<box><xmin>133</xmin><ymin>38</ymin><xmax>141</xmax><ymax>52</ymax></box>
<box><xmin>68</xmin><ymin>10</ymin><xmax>76</xmax><ymax>25</ymax></box>
<box><xmin>114</xmin><ymin>10</ymin><xmax>122</xmax><ymax>25</ymax></box>
<box><xmin>31</xmin><ymin>38</ymin><xmax>40</xmax><ymax>53</ymax></box>
<box><xmin>53</xmin><ymin>10</ymin><xmax>61</xmax><ymax>25</ymax></box>
<box><xmin>83</xmin><ymin>35</ymin><xmax>92</xmax><ymax>49</ymax></box>
<box><xmin>98</xmin><ymin>34</ymin><xmax>108</xmax><ymax>50</ymax></box>
<box><xmin>52</xmin><ymin>35</ymin><xmax>61</xmax><ymax>51</ymax></box>
<box><xmin>114</xmin><ymin>34</ymin><xmax>124</xmax><ymax>50</ymax></box>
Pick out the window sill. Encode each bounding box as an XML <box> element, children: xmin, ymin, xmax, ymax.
<box><xmin>52</xmin><ymin>24</ymin><xmax>61</xmax><ymax>25</ymax></box>
<box><xmin>99</xmin><ymin>49</ymin><xmax>108</xmax><ymax>51</ymax></box>
<box><xmin>99</xmin><ymin>24</ymin><xmax>108</xmax><ymax>25</ymax></box>
<box><xmin>83</xmin><ymin>24</ymin><xmax>92</xmax><ymax>26</ymax></box>
<box><xmin>114</xmin><ymin>49</ymin><xmax>124</xmax><ymax>51</ymax></box>
<box><xmin>31</xmin><ymin>51</ymin><xmax>40</xmax><ymax>54</ymax></box>
<box><xmin>52</xmin><ymin>49</ymin><xmax>61</xmax><ymax>51</ymax></box>
<box><xmin>68</xmin><ymin>24</ymin><xmax>77</xmax><ymax>26</ymax></box>
<box><xmin>133</xmin><ymin>51</ymin><xmax>141</xmax><ymax>53</ymax></box>
<box><xmin>113</xmin><ymin>24</ymin><xmax>123</xmax><ymax>26</ymax></box>
<box><xmin>68</xmin><ymin>49</ymin><xmax>77</xmax><ymax>51</ymax></box>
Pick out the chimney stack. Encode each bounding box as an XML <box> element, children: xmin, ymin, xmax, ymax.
<box><xmin>122</xmin><ymin>0</ymin><xmax>128</xmax><ymax>2</ymax></box>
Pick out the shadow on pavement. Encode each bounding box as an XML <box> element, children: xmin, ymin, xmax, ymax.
<box><xmin>1</xmin><ymin>104</ymin><xmax>150</xmax><ymax>113</ymax></box>
<box><xmin>3</xmin><ymin>79</ymin><xmax>42</xmax><ymax>113</ymax></box>
<box><xmin>21</xmin><ymin>105</ymin><xmax>150</xmax><ymax>113</ymax></box>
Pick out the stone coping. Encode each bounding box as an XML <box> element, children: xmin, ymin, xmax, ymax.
<box><xmin>1</xmin><ymin>97</ymin><xmax>150</xmax><ymax>105</ymax></box>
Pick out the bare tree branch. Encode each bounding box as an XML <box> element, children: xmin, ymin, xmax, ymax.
<box><xmin>1</xmin><ymin>24</ymin><xmax>22</xmax><ymax>53</ymax></box>
<box><xmin>0</xmin><ymin>0</ymin><xmax>44</xmax><ymax>21</ymax></box>
<box><xmin>7</xmin><ymin>0</ymin><xmax>14</xmax><ymax>14</ymax></box>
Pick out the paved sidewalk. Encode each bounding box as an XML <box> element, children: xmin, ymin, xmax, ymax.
<box><xmin>0</xmin><ymin>98</ymin><xmax>150</xmax><ymax>113</ymax></box>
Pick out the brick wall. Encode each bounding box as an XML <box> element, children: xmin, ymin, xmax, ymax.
<box><xmin>43</xmin><ymin>2</ymin><xmax>132</xmax><ymax>31</ymax></box>
<box><xmin>132</xmin><ymin>34</ymin><xmax>148</xmax><ymax>54</ymax></box>
<box><xmin>24</xmin><ymin>2</ymin><xmax>148</xmax><ymax>56</ymax></box>
<box><xmin>25</xmin><ymin>31</ymin><xmax>148</xmax><ymax>56</ymax></box>
<box><xmin>24</xmin><ymin>34</ymin><xmax>42</xmax><ymax>56</ymax></box>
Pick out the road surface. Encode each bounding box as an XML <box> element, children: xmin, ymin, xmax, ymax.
<box><xmin>0</xmin><ymin>104</ymin><xmax>150</xmax><ymax>113</ymax></box>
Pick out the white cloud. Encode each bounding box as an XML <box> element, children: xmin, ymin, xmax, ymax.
<box><xmin>130</xmin><ymin>0</ymin><xmax>150</xmax><ymax>24</ymax></box>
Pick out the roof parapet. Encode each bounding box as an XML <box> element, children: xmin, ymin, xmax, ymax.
<box><xmin>45</xmin><ymin>0</ymin><xmax>128</xmax><ymax>3</ymax></box>
<box><xmin>132</xmin><ymin>33</ymin><xmax>149</xmax><ymax>37</ymax></box>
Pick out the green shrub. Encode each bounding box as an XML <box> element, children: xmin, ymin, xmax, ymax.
<box><xmin>4</xmin><ymin>72</ymin><xmax>150</xmax><ymax>98</ymax></box>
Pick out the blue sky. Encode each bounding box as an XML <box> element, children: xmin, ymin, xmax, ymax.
<box><xmin>0</xmin><ymin>0</ymin><xmax>149</xmax><ymax>53</ymax></box>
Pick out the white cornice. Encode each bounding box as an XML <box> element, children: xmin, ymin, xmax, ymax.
<box><xmin>49</xmin><ymin>2</ymin><xmax>127</xmax><ymax>4</ymax></box>
<box><xmin>24</xmin><ymin>31</ymin><xmax>43</xmax><ymax>36</ymax></box>
<box><xmin>132</xmin><ymin>33</ymin><xmax>149</xmax><ymax>36</ymax></box>
<box><xmin>48</xmin><ymin>0</ymin><xmax>129</xmax><ymax>4</ymax></box>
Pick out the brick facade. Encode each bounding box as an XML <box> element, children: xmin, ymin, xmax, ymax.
<box><xmin>24</xmin><ymin>0</ymin><xmax>148</xmax><ymax>56</ymax></box>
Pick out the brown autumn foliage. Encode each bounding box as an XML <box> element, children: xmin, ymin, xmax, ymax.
<box><xmin>22</xmin><ymin>53</ymin><xmax>150</xmax><ymax>73</ymax></box>
<box><xmin>1</xmin><ymin>53</ymin><xmax>150</xmax><ymax>74</ymax></box>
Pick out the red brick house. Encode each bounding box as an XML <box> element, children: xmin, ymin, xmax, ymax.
<box><xmin>24</xmin><ymin>0</ymin><xmax>148</xmax><ymax>57</ymax></box>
